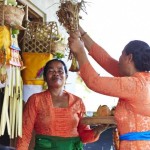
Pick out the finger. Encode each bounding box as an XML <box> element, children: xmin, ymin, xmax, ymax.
<box><xmin>70</xmin><ymin>31</ymin><xmax>81</xmax><ymax>38</ymax></box>
<box><xmin>68</xmin><ymin>36</ymin><xmax>81</xmax><ymax>44</ymax></box>
<box><xmin>68</xmin><ymin>37</ymin><xmax>75</xmax><ymax>43</ymax></box>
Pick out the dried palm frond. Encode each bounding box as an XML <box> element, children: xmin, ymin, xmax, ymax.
<box><xmin>56</xmin><ymin>0</ymin><xmax>87</xmax><ymax>72</ymax></box>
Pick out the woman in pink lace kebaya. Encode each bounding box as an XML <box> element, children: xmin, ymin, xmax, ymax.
<box><xmin>68</xmin><ymin>26</ymin><xmax>150</xmax><ymax>150</ymax></box>
<box><xmin>16</xmin><ymin>59</ymin><xmax>108</xmax><ymax>150</ymax></box>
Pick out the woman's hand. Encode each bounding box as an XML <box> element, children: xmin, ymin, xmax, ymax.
<box><xmin>68</xmin><ymin>31</ymin><xmax>85</xmax><ymax>55</ymax></box>
<box><xmin>93</xmin><ymin>124</ymin><xmax>116</xmax><ymax>138</ymax></box>
<box><xmin>68</xmin><ymin>31</ymin><xmax>88</xmax><ymax>67</ymax></box>
<box><xmin>93</xmin><ymin>124</ymin><xmax>109</xmax><ymax>137</ymax></box>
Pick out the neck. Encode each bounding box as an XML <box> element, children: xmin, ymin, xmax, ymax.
<box><xmin>129</xmin><ymin>68</ymin><xmax>139</xmax><ymax>76</ymax></box>
<box><xmin>48</xmin><ymin>87</ymin><xmax>64</xmax><ymax>97</ymax></box>
<box><xmin>128</xmin><ymin>63</ymin><xmax>139</xmax><ymax>76</ymax></box>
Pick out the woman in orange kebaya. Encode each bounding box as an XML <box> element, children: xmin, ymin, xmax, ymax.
<box><xmin>68</xmin><ymin>27</ymin><xmax>150</xmax><ymax>150</ymax></box>
<box><xmin>16</xmin><ymin>58</ymin><xmax>108</xmax><ymax>150</ymax></box>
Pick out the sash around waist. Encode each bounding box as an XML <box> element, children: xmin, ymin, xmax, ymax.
<box><xmin>34</xmin><ymin>134</ymin><xmax>83</xmax><ymax>150</ymax></box>
<box><xmin>120</xmin><ymin>130</ymin><xmax>150</xmax><ymax>141</ymax></box>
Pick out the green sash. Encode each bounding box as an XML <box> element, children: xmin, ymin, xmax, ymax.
<box><xmin>34</xmin><ymin>135</ymin><xmax>83</xmax><ymax>150</ymax></box>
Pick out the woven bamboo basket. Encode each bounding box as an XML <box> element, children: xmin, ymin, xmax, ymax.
<box><xmin>23</xmin><ymin>21</ymin><xmax>59</xmax><ymax>53</ymax></box>
<box><xmin>0</xmin><ymin>5</ymin><xmax>25</xmax><ymax>29</ymax></box>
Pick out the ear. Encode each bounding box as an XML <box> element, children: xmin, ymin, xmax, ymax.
<box><xmin>127</xmin><ymin>53</ymin><xmax>133</xmax><ymax>63</ymax></box>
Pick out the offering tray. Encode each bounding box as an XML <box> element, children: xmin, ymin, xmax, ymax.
<box><xmin>81</xmin><ymin>116</ymin><xmax>116</xmax><ymax>125</ymax></box>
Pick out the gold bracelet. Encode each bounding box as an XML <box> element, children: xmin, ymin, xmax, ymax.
<box><xmin>81</xmin><ymin>32</ymin><xmax>87</xmax><ymax>37</ymax></box>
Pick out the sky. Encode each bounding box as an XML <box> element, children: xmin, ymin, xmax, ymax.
<box><xmin>73</xmin><ymin>0</ymin><xmax>150</xmax><ymax>111</ymax></box>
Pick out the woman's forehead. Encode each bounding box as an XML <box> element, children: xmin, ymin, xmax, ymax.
<box><xmin>48</xmin><ymin>61</ymin><xmax>64</xmax><ymax>68</ymax></box>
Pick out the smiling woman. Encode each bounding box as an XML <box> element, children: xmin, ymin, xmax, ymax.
<box><xmin>16</xmin><ymin>58</ymin><xmax>110</xmax><ymax>150</ymax></box>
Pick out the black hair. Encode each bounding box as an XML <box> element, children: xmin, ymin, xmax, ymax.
<box><xmin>43</xmin><ymin>59</ymin><xmax>68</xmax><ymax>77</ymax></box>
<box><xmin>124</xmin><ymin>40</ymin><xmax>150</xmax><ymax>71</ymax></box>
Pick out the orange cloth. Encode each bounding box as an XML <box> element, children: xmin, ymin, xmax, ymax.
<box><xmin>79</xmin><ymin>42</ymin><xmax>150</xmax><ymax>150</ymax></box>
<box><xmin>16</xmin><ymin>90</ymin><xmax>96</xmax><ymax>150</ymax></box>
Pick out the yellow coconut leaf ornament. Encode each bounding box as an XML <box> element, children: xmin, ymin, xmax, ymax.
<box><xmin>0</xmin><ymin>26</ymin><xmax>11</xmax><ymax>65</ymax></box>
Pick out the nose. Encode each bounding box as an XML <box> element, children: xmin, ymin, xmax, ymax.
<box><xmin>52</xmin><ymin>71</ymin><xmax>59</xmax><ymax>75</ymax></box>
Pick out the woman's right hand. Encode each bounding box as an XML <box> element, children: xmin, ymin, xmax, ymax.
<box><xmin>68</xmin><ymin>31</ymin><xmax>88</xmax><ymax>67</ymax></box>
<box><xmin>68</xmin><ymin>31</ymin><xmax>85</xmax><ymax>55</ymax></box>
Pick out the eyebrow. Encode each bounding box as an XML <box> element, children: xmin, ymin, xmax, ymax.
<box><xmin>47</xmin><ymin>67</ymin><xmax>64</xmax><ymax>70</ymax></box>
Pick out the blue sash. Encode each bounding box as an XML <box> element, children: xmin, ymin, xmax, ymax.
<box><xmin>120</xmin><ymin>130</ymin><xmax>150</xmax><ymax>141</ymax></box>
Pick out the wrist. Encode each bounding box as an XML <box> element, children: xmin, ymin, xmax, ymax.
<box><xmin>93</xmin><ymin>128</ymin><xmax>101</xmax><ymax>138</ymax></box>
<box><xmin>79</xmin><ymin>26</ymin><xmax>85</xmax><ymax>35</ymax></box>
<box><xmin>74</xmin><ymin>50</ymin><xmax>88</xmax><ymax>67</ymax></box>
<box><xmin>81</xmin><ymin>32</ymin><xmax>87</xmax><ymax>37</ymax></box>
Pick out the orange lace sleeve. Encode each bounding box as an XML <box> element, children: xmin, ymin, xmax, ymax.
<box><xmin>80</xmin><ymin>62</ymin><xmax>144</xmax><ymax>100</ymax></box>
<box><xmin>89</xmin><ymin>42</ymin><xmax>120</xmax><ymax>77</ymax></box>
<box><xmin>77</xmin><ymin>100</ymin><xmax>98</xmax><ymax>143</ymax></box>
<box><xmin>16</xmin><ymin>94</ymin><xmax>38</xmax><ymax>150</ymax></box>
<box><xmin>78</xmin><ymin>123</ymin><xmax>98</xmax><ymax>143</ymax></box>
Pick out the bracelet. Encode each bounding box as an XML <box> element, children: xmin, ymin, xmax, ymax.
<box><xmin>81</xmin><ymin>32</ymin><xmax>87</xmax><ymax>37</ymax></box>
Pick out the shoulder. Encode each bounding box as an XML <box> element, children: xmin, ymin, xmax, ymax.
<box><xmin>28</xmin><ymin>90</ymin><xmax>46</xmax><ymax>99</ymax></box>
<box><xmin>65</xmin><ymin>91</ymin><xmax>85</xmax><ymax>108</ymax></box>
<box><xmin>26</xmin><ymin>90</ymin><xmax>48</xmax><ymax>105</ymax></box>
<box><xmin>132</xmin><ymin>72</ymin><xmax>150</xmax><ymax>88</ymax></box>
<box><xmin>66</xmin><ymin>91</ymin><xmax>82</xmax><ymax>101</ymax></box>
